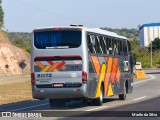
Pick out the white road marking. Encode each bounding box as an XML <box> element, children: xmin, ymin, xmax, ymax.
<box><xmin>133</xmin><ymin>96</ymin><xmax>146</xmax><ymax>101</ymax></box>
<box><xmin>85</xmin><ymin>106</ymin><xmax>107</xmax><ymax>111</ymax></box>
<box><xmin>10</xmin><ymin>103</ymin><xmax>49</xmax><ymax>111</ymax></box>
<box><xmin>133</xmin><ymin>75</ymin><xmax>155</xmax><ymax>85</ymax></box>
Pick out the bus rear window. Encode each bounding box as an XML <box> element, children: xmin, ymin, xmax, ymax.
<box><xmin>34</xmin><ymin>31</ymin><xmax>81</xmax><ymax>49</ymax></box>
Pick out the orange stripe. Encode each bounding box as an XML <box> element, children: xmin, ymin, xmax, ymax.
<box><xmin>104</xmin><ymin>57</ymin><xmax>113</xmax><ymax>96</ymax></box>
<box><xmin>48</xmin><ymin>62</ymin><xmax>60</xmax><ymax>71</ymax></box>
<box><xmin>61</xmin><ymin>66</ymin><xmax>66</xmax><ymax>70</ymax></box>
<box><xmin>91</xmin><ymin>56</ymin><xmax>100</xmax><ymax>76</ymax></box>
<box><xmin>116</xmin><ymin>68</ymin><xmax>121</xmax><ymax>83</ymax></box>
<box><xmin>111</xmin><ymin>58</ymin><xmax>118</xmax><ymax>84</ymax></box>
<box><xmin>35</xmin><ymin>61</ymin><xmax>45</xmax><ymax>69</ymax></box>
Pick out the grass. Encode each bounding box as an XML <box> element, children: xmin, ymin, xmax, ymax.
<box><xmin>0</xmin><ymin>76</ymin><xmax>33</xmax><ymax>105</ymax></box>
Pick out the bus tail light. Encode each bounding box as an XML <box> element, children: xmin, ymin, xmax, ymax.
<box><xmin>52</xmin><ymin>28</ymin><xmax>61</xmax><ymax>31</ymax></box>
<box><xmin>82</xmin><ymin>71</ymin><xmax>87</xmax><ymax>84</ymax></box>
<box><xmin>31</xmin><ymin>73</ymin><xmax>35</xmax><ymax>84</ymax></box>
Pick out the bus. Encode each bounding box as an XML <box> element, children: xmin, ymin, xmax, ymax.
<box><xmin>31</xmin><ymin>25</ymin><xmax>135</xmax><ymax>107</ymax></box>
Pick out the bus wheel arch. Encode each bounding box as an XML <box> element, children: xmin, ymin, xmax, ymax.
<box><xmin>101</xmin><ymin>81</ymin><xmax>105</xmax><ymax>96</ymax></box>
<box><xmin>125</xmin><ymin>79</ymin><xmax>129</xmax><ymax>94</ymax></box>
<box><xmin>94</xmin><ymin>82</ymin><xmax>104</xmax><ymax>106</ymax></box>
<box><xmin>119</xmin><ymin>79</ymin><xmax>128</xmax><ymax>100</ymax></box>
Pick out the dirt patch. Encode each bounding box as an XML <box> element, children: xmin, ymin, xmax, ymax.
<box><xmin>0</xmin><ymin>76</ymin><xmax>33</xmax><ymax>105</ymax></box>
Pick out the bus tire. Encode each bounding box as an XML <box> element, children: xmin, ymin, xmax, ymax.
<box><xmin>49</xmin><ymin>99</ymin><xmax>66</xmax><ymax>108</ymax></box>
<box><xmin>119</xmin><ymin>82</ymin><xmax>127</xmax><ymax>100</ymax></box>
<box><xmin>93</xmin><ymin>86</ymin><xmax>103</xmax><ymax>106</ymax></box>
<box><xmin>83</xmin><ymin>99</ymin><xmax>93</xmax><ymax>106</ymax></box>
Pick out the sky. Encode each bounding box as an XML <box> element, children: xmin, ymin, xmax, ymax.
<box><xmin>2</xmin><ymin>0</ymin><xmax>160</xmax><ymax>32</ymax></box>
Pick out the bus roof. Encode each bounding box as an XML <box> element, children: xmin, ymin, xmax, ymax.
<box><xmin>87</xmin><ymin>28</ymin><xmax>128</xmax><ymax>40</ymax></box>
<box><xmin>34</xmin><ymin>26</ymin><xmax>128</xmax><ymax>40</ymax></box>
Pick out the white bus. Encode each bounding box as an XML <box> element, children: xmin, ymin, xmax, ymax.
<box><xmin>31</xmin><ymin>25</ymin><xmax>135</xmax><ymax>107</ymax></box>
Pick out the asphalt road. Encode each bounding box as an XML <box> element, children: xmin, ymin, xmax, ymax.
<box><xmin>0</xmin><ymin>69</ymin><xmax>160</xmax><ymax>120</ymax></box>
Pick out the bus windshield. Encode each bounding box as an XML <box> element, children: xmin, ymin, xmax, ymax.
<box><xmin>34</xmin><ymin>31</ymin><xmax>82</xmax><ymax>49</ymax></box>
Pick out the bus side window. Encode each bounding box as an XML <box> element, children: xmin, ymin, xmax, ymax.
<box><xmin>108</xmin><ymin>37</ymin><xmax>112</xmax><ymax>55</ymax></box>
<box><xmin>112</xmin><ymin>39</ymin><xmax>115</xmax><ymax>55</ymax></box>
<box><xmin>113</xmin><ymin>38</ymin><xmax>118</xmax><ymax>55</ymax></box>
<box><xmin>101</xmin><ymin>37</ymin><xmax>107</xmax><ymax>54</ymax></box>
<box><xmin>120</xmin><ymin>39</ymin><xmax>124</xmax><ymax>55</ymax></box>
<box><xmin>95</xmin><ymin>36</ymin><xmax>101</xmax><ymax>54</ymax></box>
<box><xmin>87</xmin><ymin>34</ymin><xmax>96</xmax><ymax>54</ymax></box>
<box><xmin>123</xmin><ymin>40</ymin><xmax>127</xmax><ymax>55</ymax></box>
<box><xmin>127</xmin><ymin>41</ymin><xmax>131</xmax><ymax>54</ymax></box>
<box><xmin>97</xmin><ymin>36</ymin><xmax>103</xmax><ymax>54</ymax></box>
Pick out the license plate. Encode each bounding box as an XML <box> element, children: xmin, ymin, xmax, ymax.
<box><xmin>53</xmin><ymin>83</ymin><xmax>64</xmax><ymax>87</ymax></box>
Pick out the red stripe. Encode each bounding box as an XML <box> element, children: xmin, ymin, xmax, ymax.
<box><xmin>47</xmin><ymin>61</ymin><xmax>54</xmax><ymax>65</ymax></box>
<box><xmin>57</xmin><ymin>61</ymin><xmax>65</xmax><ymax>69</ymax></box>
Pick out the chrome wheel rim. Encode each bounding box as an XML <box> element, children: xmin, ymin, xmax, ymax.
<box><xmin>100</xmin><ymin>88</ymin><xmax>103</xmax><ymax>102</ymax></box>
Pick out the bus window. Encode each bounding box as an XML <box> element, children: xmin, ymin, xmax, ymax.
<box><xmin>87</xmin><ymin>34</ymin><xmax>94</xmax><ymax>54</ymax></box>
<box><xmin>113</xmin><ymin>38</ymin><xmax>118</xmax><ymax>55</ymax></box>
<box><xmin>127</xmin><ymin>41</ymin><xmax>131</xmax><ymax>54</ymax></box>
<box><xmin>112</xmin><ymin>39</ymin><xmax>115</xmax><ymax>55</ymax></box>
<box><xmin>120</xmin><ymin>40</ymin><xmax>124</xmax><ymax>55</ymax></box>
<box><xmin>97</xmin><ymin>36</ymin><xmax>103</xmax><ymax>54</ymax></box>
<box><xmin>108</xmin><ymin>38</ymin><xmax>112</xmax><ymax>55</ymax></box>
<box><xmin>90</xmin><ymin>35</ymin><xmax>96</xmax><ymax>54</ymax></box>
<box><xmin>105</xmin><ymin>37</ymin><xmax>109</xmax><ymax>55</ymax></box>
<box><xmin>103</xmin><ymin>37</ymin><xmax>107</xmax><ymax>54</ymax></box>
<box><xmin>117</xmin><ymin>40</ymin><xmax>120</xmax><ymax>55</ymax></box>
<box><xmin>99</xmin><ymin>36</ymin><xmax>106</xmax><ymax>54</ymax></box>
<box><xmin>116</xmin><ymin>39</ymin><xmax>119</xmax><ymax>55</ymax></box>
<box><xmin>34</xmin><ymin>31</ymin><xmax>81</xmax><ymax>49</ymax></box>
<box><xmin>95</xmin><ymin>36</ymin><xmax>101</xmax><ymax>54</ymax></box>
<box><xmin>123</xmin><ymin>40</ymin><xmax>127</xmax><ymax>55</ymax></box>
<box><xmin>101</xmin><ymin>37</ymin><xmax>107</xmax><ymax>54</ymax></box>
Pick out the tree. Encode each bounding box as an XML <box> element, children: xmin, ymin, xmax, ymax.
<box><xmin>0</xmin><ymin>0</ymin><xmax>4</xmax><ymax>28</ymax></box>
<box><xmin>149</xmin><ymin>37</ymin><xmax>160</xmax><ymax>50</ymax></box>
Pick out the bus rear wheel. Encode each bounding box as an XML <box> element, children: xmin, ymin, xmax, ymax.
<box><xmin>119</xmin><ymin>82</ymin><xmax>127</xmax><ymax>100</ymax></box>
<box><xmin>93</xmin><ymin>86</ymin><xmax>103</xmax><ymax>106</ymax></box>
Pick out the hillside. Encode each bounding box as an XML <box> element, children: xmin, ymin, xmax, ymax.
<box><xmin>0</xmin><ymin>31</ymin><xmax>30</xmax><ymax>76</ymax></box>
